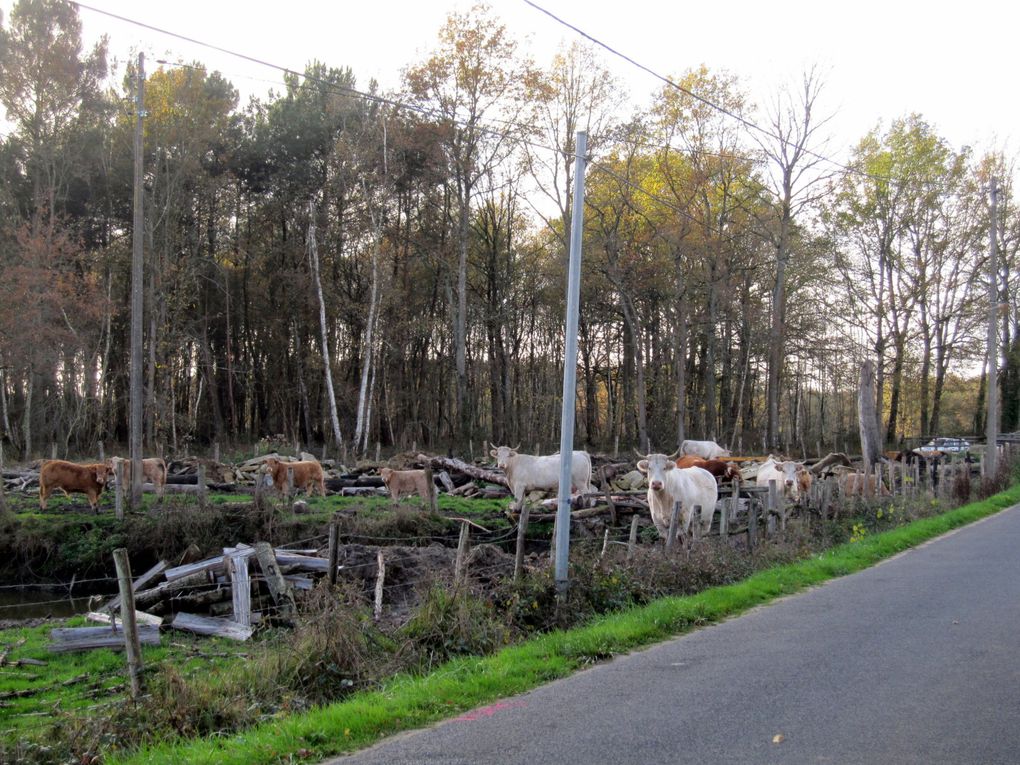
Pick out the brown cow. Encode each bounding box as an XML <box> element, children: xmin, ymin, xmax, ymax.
<box><xmin>263</xmin><ymin>457</ymin><xmax>326</xmax><ymax>497</ymax></box>
<box><xmin>110</xmin><ymin>456</ymin><xmax>168</xmax><ymax>498</ymax></box>
<box><xmin>380</xmin><ymin>467</ymin><xmax>435</xmax><ymax>504</ymax></box>
<box><xmin>675</xmin><ymin>455</ymin><xmax>742</xmax><ymax>483</ymax></box>
<box><xmin>796</xmin><ymin>467</ymin><xmax>813</xmax><ymax>498</ymax></box>
<box><xmin>39</xmin><ymin>460</ymin><xmax>115</xmax><ymax>513</ymax></box>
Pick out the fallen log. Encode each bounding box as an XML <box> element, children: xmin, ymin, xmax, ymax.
<box><xmin>134</xmin><ymin>571</ymin><xmax>214</xmax><ymax>609</ymax></box>
<box><xmin>170</xmin><ymin>613</ymin><xmax>253</xmax><ymax>641</ymax></box>
<box><xmin>86</xmin><ymin>610</ymin><xmax>163</xmax><ymax>628</ymax></box>
<box><xmin>101</xmin><ymin>559</ymin><xmax>168</xmax><ymax>614</ymax></box>
<box><xmin>48</xmin><ymin>625</ymin><xmax>161</xmax><ymax>653</ymax></box>
<box><xmin>415</xmin><ymin>454</ymin><xmax>509</xmax><ymax>488</ymax></box>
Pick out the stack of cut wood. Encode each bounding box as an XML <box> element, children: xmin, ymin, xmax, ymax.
<box><xmin>49</xmin><ymin>542</ymin><xmax>331</xmax><ymax>649</ymax></box>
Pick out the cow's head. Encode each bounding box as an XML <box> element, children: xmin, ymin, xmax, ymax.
<box><xmin>380</xmin><ymin>467</ymin><xmax>392</xmax><ymax>484</ymax></box>
<box><xmin>490</xmin><ymin>445</ymin><xmax>520</xmax><ymax>469</ymax></box>
<box><xmin>636</xmin><ymin>453</ymin><xmax>677</xmax><ymax>492</ymax></box>
<box><xmin>779</xmin><ymin>461</ymin><xmax>805</xmax><ymax>499</ymax></box>
<box><xmin>724</xmin><ymin>462</ymin><xmax>742</xmax><ymax>482</ymax></box>
<box><xmin>94</xmin><ymin>464</ymin><xmax>115</xmax><ymax>484</ymax></box>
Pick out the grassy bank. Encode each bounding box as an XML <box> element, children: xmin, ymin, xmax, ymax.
<box><xmin>113</xmin><ymin>483</ymin><xmax>1020</xmax><ymax>765</ymax></box>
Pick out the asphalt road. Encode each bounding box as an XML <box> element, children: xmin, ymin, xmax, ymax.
<box><xmin>328</xmin><ymin>505</ymin><xmax>1020</xmax><ymax>764</ymax></box>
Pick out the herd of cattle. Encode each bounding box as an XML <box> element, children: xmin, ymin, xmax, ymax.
<box><xmin>30</xmin><ymin>437</ymin><xmax>945</xmax><ymax>542</ymax></box>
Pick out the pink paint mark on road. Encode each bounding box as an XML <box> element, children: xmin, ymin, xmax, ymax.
<box><xmin>453</xmin><ymin>701</ymin><xmax>527</xmax><ymax>722</ymax></box>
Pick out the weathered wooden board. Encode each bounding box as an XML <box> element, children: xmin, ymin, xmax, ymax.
<box><xmin>48</xmin><ymin>625</ymin><xmax>161</xmax><ymax>653</ymax></box>
<box><xmin>170</xmin><ymin>613</ymin><xmax>253</xmax><ymax>641</ymax></box>
<box><xmin>86</xmin><ymin>610</ymin><xmax>163</xmax><ymax>628</ymax></box>
<box><xmin>101</xmin><ymin>559</ymin><xmax>168</xmax><ymax>614</ymax></box>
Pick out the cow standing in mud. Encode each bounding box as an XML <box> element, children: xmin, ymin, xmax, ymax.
<box><xmin>39</xmin><ymin>460</ymin><xmax>115</xmax><ymax>513</ymax></box>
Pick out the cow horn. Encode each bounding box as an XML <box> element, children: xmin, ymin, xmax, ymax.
<box><xmin>667</xmin><ymin>447</ymin><xmax>682</xmax><ymax>460</ymax></box>
<box><xmin>512</xmin><ymin>443</ymin><xmax>521</xmax><ymax>452</ymax></box>
<box><xmin>633</xmin><ymin>448</ymin><xmax>648</xmax><ymax>460</ymax></box>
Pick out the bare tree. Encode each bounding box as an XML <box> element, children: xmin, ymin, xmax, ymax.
<box><xmin>751</xmin><ymin>67</ymin><xmax>833</xmax><ymax>450</ymax></box>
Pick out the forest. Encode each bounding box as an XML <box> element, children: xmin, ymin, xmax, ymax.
<box><xmin>0</xmin><ymin>0</ymin><xmax>1018</xmax><ymax>461</ymax></box>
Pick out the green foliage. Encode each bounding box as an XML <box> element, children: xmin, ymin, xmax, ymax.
<box><xmin>399</xmin><ymin>584</ymin><xmax>509</xmax><ymax>668</ymax></box>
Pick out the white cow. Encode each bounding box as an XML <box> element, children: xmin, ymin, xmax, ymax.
<box><xmin>636</xmin><ymin>452</ymin><xmax>718</xmax><ymax>540</ymax></box>
<box><xmin>755</xmin><ymin>457</ymin><xmax>806</xmax><ymax>501</ymax></box>
<box><xmin>490</xmin><ymin>446</ymin><xmax>595</xmax><ymax>508</ymax></box>
<box><xmin>679</xmin><ymin>439</ymin><xmax>731</xmax><ymax>460</ymax></box>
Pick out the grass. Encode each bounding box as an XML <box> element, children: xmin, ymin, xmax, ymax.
<box><xmin>0</xmin><ymin>618</ymin><xmax>251</xmax><ymax>741</ymax></box>
<box><xmin>110</xmin><ymin>482</ymin><xmax>1020</xmax><ymax>765</ymax></box>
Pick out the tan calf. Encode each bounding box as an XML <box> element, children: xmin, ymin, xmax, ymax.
<box><xmin>263</xmin><ymin>457</ymin><xmax>326</xmax><ymax>497</ymax></box>
<box><xmin>39</xmin><ymin>460</ymin><xmax>115</xmax><ymax>513</ymax></box>
<box><xmin>110</xmin><ymin>456</ymin><xmax>168</xmax><ymax>497</ymax></box>
<box><xmin>380</xmin><ymin>468</ymin><xmax>435</xmax><ymax>504</ymax></box>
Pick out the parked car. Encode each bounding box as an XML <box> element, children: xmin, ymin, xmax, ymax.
<box><xmin>915</xmin><ymin>437</ymin><xmax>970</xmax><ymax>455</ymax></box>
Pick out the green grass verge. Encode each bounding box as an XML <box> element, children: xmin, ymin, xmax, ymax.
<box><xmin>113</xmin><ymin>483</ymin><xmax>1020</xmax><ymax>765</ymax></box>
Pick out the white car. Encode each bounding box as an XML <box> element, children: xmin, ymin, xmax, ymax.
<box><xmin>915</xmin><ymin>437</ymin><xmax>970</xmax><ymax>456</ymax></box>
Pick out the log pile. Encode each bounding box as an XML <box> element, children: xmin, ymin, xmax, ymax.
<box><xmin>47</xmin><ymin>537</ymin><xmax>516</xmax><ymax>651</ymax></box>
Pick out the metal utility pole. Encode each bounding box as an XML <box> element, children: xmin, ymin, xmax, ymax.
<box><xmin>555</xmin><ymin>131</ymin><xmax>588</xmax><ymax>597</ymax></box>
<box><xmin>986</xmin><ymin>177</ymin><xmax>999</xmax><ymax>478</ymax></box>
<box><xmin>129</xmin><ymin>53</ymin><xmax>146</xmax><ymax>511</ymax></box>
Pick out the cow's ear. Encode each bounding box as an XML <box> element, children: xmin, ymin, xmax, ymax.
<box><xmin>636</xmin><ymin>460</ymin><xmax>648</xmax><ymax>473</ymax></box>
<box><xmin>664</xmin><ymin>461</ymin><xmax>675</xmax><ymax>470</ymax></box>
<box><xmin>489</xmin><ymin>449</ymin><xmax>497</xmax><ymax>457</ymax></box>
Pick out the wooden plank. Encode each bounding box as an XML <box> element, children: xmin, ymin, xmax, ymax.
<box><xmin>48</xmin><ymin>625</ymin><xmax>160</xmax><ymax>653</ymax></box>
<box><xmin>227</xmin><ymin>554</ymin><xmax>251</xmax><ymax>628</ymax></box>
<box><xmin>255</xmin><ymin>542</ymin><xmax>296</xmax><ymax>616</ymax></box>
<box><xmin>134</xmin><ymin>570</ymin><xmax>212</xmax><ymax>609</ymax></box>
<box><xmin>273</xmin><ymin>551</ymin><xmax>330</xmax><ymax>572</ymax></box>
<box><xmin>101</xmin><ymin>559</ymin><xmax>168</xmax><ymax>614</ymax></box>
<box><xmin>86</xmin><ymin>610</ymin><xmax>162</xmax><ymax>628</ymax></box>
<box><xmin>170</xmin><ymin>613</ymin><xmax>253</xmax><ymax>641</ymax></box>
<box><xmin>165</xmin><ymin>548</ymin><xmax>255</xmax><ymax>582</ymax></box>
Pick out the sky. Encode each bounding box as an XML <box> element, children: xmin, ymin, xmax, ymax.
<box><xmin>0</xmin><ymin>0</ymin><xmax>1017</xmax><ymax>163</ymax></box>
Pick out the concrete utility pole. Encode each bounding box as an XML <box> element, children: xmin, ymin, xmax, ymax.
<box><xmin>985</xmin><ymin>177</ymin><xmax>999</xmax><ymax>478</ymax></box>
<box><xmin>555</xmin><ymin>131</ymin><xmax>588</xmax><ymax>597</ymax></box>
<box><xmin>129</xmin><ymin>53</ymin><xmax>146</xmax><ymax>510</ymax></box>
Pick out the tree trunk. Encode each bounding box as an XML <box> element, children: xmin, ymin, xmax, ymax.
<box><xmin>306</xmin><ymin>203</ymin><xmax>344</xmax><ymax>449</ymax></box>
<box><xmin>858</xmin><ymin>359</ymin><xmax>882</xmax><ymax>470</ymax></box>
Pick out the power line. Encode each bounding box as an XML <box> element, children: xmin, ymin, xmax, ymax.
<box><xmin>520</xmin><ymin>0</ymin><xmax>894</xmax><ymax>184</ymax></box>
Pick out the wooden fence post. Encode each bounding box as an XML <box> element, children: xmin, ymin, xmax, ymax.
<box><xmin>112</xmin><ymin>548</ymin><xmax>144</xmax><ymax>698</ymax></box>
<box><xmin>375</xmin><ymin>442</ymin><xmax>381</xmax><ymax>463</ymax></box>
<box><xmin>665</xmin><ymin>500</ymin><xmax>681</xmax><ymax>553</ymax></box>
<box><xmin>197</xmin><ymin>463</ymin><xmax>207</xmax><ymax>503</ymax></box>
<box><xmin>599</xmin><ymin>465</ymin><xmax>617</xmax><ymax>526</ymax></box>
<box><xmin>423</xmin><ymin>466</ymin><xmax>438</xmax><ymax>513</ymax></box>
<box><xmin>213</xmin><ymin>441</ymin><xmax>220</xmax><ymax>464</ymax></box>
<box><xmin>328</xmin><ymin>519</ymin><xmax>340</xmax><ymax>587</ymax></box>
<box><xmin>600</xmin><ymin>528</ymin><xmax>610</xmax><ymax>559</ymax></box>
<box><xmin>627</xmin><ymin>514</ymin><xmax>639</xmax><ymax>562</ymax></box>
<box><xmin>227</xmin><ymin>553</ymin><xmax>251</xmax><ymax>627</ymax></box>
<box><xmin>719</xmin><ymin>494</ymin><xmax>729</xmax><ymax>540</ymax></box>
<box><xmin>374</xmin><ymin>550</ymin><xmax>385</xmax><ymax>622</ymax></box>
<box><xmin>767</xmin><ymin>480</ymin><xmax>778</xmax><ymax>536</ymax></box>
<box><xmin>98</xmin><ymin>441</ymin><xmax>105</xmax><ymax>461</ymax></box>
<box><xmin>726</xmin><ymin>478</ymin><xmax>739</xmax><ymax>539</ymax></box>
<box><xmin>114</xmin><ymin>458</ymin><xmax>125</xmax><ymax>521</ymax></box>
<box><xmin>514</xmin><ymin>506</ymin><xmax>530</xmax><ymax>582</ymax></box>
<box><xmin>455</xmin><ymin>521</ymin><xmax>470</xmax><ymax>584</ymax></box>
<box><xmin>747</xmin><ymin>496</ymin><xmax>759</xmax><ymax>552</ymax></box>
<box><xmin>254</xmin><ymin>542</ymin><xmax>295</xmax><ymax>617</ymax></box>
